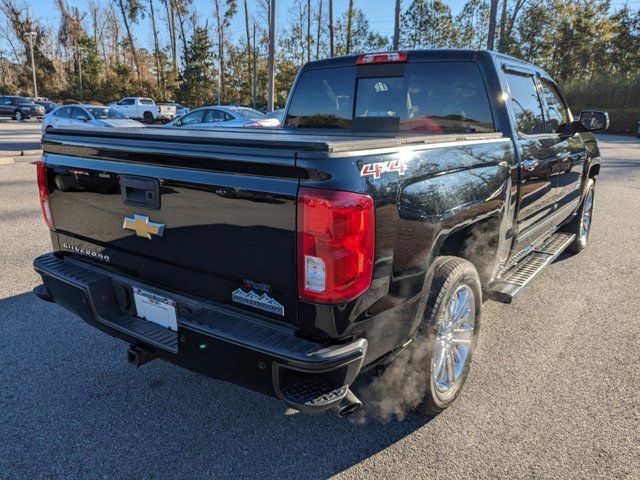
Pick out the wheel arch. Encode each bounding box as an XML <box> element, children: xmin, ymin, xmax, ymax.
<box><xmin>435</xmin><ymin>216</ymin><xmax>502</xmax><ymax>288</ymax></box>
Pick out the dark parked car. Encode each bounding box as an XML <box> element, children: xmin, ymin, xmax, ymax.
<box><xmin>0</xmin><ymin>95</ymin><xmax>45</xmax><ymax>120</ymax></box>
<box><xmin>35</xmin><ymin>100</ymin><xmax>59</xmax><ymax>113</ymax></box>
<box><xmin>34</xmin><ymin>50</ymin><xmax>607</xmax><ymax>417</ymax></box>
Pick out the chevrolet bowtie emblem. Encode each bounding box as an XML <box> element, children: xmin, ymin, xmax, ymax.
<box><xmin>123</xmin><ymin>214</ymin><xmax>165</xmax><ymax>239</ymax></box>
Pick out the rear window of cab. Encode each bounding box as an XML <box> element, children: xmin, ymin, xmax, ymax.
<box><xmin>285</xmin><ymin>62</ymin><xmax>495</xmax><ymax>134</ymax></box>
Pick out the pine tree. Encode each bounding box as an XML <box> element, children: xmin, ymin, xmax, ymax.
<box><xmin>179</xmin><ymin>27</ymin><xmax>215</xmax><ymax>107</ymax></box>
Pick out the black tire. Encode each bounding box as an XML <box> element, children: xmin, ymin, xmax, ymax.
<box><xmin>563</xmin><ymin>179</ymin><xmax>595</xmax><ymax>253</ymax></box>
<box><xmin>14</xmin><ymin>110</ymin><xmax>23</xmax><ymax>121</ymax></box>
<box><xmin>143</xmin><ymin>111</ymin><xmax>154</xmax><ymax>124</ymax></box>
<box><xmin>418</xmin><ymin>256</ymin><xmax>482</xmax><ymax>415</ymax></box>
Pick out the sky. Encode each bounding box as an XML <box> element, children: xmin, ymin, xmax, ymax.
<box><xmin>2</xmin><ymin>0</ymin><xmax>469</xmax><ymax>55</ymax></box>
<box><xmin>1</xmin><ymin>0</ymin><xmax>637</xmax><ymax>58</ymax></box>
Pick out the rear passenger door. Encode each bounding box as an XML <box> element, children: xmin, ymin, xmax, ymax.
<box><xmin>537</xmin><ymin>80</ymin><xmax>587</xmax><ymax>212</ymax></box>
<box><xmin>504</xmin><ymin>69</ymin><xmax>563</xmax><ymax>245</ymax></box>
<box><xmin>50</xmin><ymin>107</ymin><xmax>72</xmax><ymax>128</ymax></box>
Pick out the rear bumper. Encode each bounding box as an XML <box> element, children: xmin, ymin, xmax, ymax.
<box><xmin>33</xmin><ymin>253</ymin><xmax>367</xmax><ymax>413</ymax></box>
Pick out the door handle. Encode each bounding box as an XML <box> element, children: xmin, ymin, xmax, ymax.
<box><xmin>120</xmin><ymin>175</ymin><xmax>161</xmax><ymax>210</ymax></box>
<box><xmin>522</xmin><ymin>159</ymin><xmax>539</xmax><ymax>171</ymax></box>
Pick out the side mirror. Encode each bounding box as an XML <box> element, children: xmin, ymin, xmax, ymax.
<box><xmin>175</xmin><ymin>120</ymin><xmax>182</xmax><ymax>127</ymax></box>
<box><xmin>78</xmin><ymin>115</ymin><xmax>90</xmax><ymax>122</ymax></box>
<box><xmin>578</xmin><ymin>110</ymin><xmax>609</xmax><ymax>132</ymax></box>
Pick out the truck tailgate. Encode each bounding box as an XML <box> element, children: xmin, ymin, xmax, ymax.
<box><xmin>158</xmin><ymin>105</ymin><xmax>176</xmax><ymax>116</ymax></box>
<box><xmin>43</xmin><ymin>135</ymin><xmax>299</xmax><ymax>324</ymax></box>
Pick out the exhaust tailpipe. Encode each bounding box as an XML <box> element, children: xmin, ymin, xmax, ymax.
<box><xmin>336</xmin><ymin>388</ymin><xmax>362</xmax><ymax>417</ymax></box>
<box><xmin>127</xmin><ymin>344</ymin><xmax>157</xmax><ymax>368</ymax></box>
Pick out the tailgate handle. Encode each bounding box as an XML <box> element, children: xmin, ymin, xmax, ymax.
<box><xmin>120</xmin><ymin>175</ymin><xmax>161</xmax><ymax>210</ymax></box>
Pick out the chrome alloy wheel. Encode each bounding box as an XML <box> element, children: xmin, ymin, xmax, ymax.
<box><xmin>580</xmin><ymin>189</ymin><xmax>594</xmax><ymax>240</ymax></box>
<box><xmin>432</xmin><ymin>284</ymin><xmax>476</xmax><ymax>393</ymax></box>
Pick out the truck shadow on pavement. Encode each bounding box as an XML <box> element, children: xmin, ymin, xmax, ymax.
<box><xmin>0</xmin><ymin>292</ymin><xmax>431</xmax><ymax>479</ymax></box>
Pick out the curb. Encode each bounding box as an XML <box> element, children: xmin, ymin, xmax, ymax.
<box><xmin>0</xmin><ymin>149</ymin><xmax>42</xmax><ymax>158</ymax></box>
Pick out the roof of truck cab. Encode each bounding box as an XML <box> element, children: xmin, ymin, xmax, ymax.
<box><xmin>301</xmin><ymin>48</ymin><xmax>553</xmax><ymax>80</ymax></box>
<box><xmin>43</xmin><ymin>126</ymin><xmax>506</xmax><ymax>153</ymax></box>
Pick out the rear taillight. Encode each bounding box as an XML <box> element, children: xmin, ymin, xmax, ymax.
<box><xmin>37</xmin><ymin>160</ymin><xmax>54</xmax><ymax>229</ymax></box>
<box><xmin>243</xmin><ymin>121</ymin><xmax>264</xmax><ymax>128</ymax></box>
<box><xmin>297</xmin><ymin>187</ymin><xmax>375</xmax><ymax>304</ymax></box>
<box><xmin>356</xmin><ymin>51</ymin><xmax>408</xmax><ymax>65</ymax></box>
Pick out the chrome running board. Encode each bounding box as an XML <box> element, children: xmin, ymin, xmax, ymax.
<box><xmin>487</xmin><ymin>232</ymin><xmax>575</xmax><ymax>304</ymax></box>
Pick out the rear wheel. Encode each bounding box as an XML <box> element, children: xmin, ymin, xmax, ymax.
<box><xmin>143</xmin><ymin>111</ymin><xmax>154</xmax><ymax>124</ymax></box>
<box><xmin>418</xmin><ymin>256</ymin><xmax>481</xmax><ymax>415</ymax></box>
<box><xmin>564</xmin><ymin>179</ymin><xmax>595</xmax><ymax>253</ymax></box>
<box><xmin>14</xmin><ymin>110</ymin><xmax>23</xmax><ymax>121</ymax></box>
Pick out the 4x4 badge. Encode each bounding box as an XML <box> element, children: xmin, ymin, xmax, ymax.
<box><xmin>123</xmin><ymin>214</ymin><xmax>165</xmax><ymax>239</ymax></box>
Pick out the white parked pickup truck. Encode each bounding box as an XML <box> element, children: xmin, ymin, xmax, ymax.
<box><xmin>111</xmin><ymin>97</ymin><xmax>177</xmax><ymax>124</ymax></box>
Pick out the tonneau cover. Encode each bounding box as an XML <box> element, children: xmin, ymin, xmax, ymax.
<box><xmin>42</xmin><ymin>126</ymin><xmax>505</xmax><ymax>153</ymax></box>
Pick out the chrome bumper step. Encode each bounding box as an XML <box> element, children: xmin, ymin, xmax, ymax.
<box><xmin>488</xmin><ymin>232</ymin><xmax>575</xmax><ymax>304</ymax></box>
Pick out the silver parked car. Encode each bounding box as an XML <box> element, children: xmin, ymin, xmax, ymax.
<box><xmin>266</xmin><ymin>108</ymin><xmax>285</xmax><ymax>125</ymax></box>
<box><xmin>42</xmin><ymin>105</ymin><xmax>145</xmax><ymax>132</ymax></box>
<box><xmin>164</xmin><ymin>106</ymin><xmax>280</xmax><ymax>129</ymax></box>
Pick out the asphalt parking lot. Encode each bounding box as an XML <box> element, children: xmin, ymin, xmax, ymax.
<box><xmin>0</xmin><ymin>129</ymin><xmax>639</xmax><ymax>479</ymax></box>
<box><xmin>0</xmin><ymin>119</ymin><xmax>42</xmax><ymax>154</ymax></box>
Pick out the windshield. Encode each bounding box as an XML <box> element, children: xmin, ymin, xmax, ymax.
<box><xmin>285</xmin><ymin>62</ymin><xmax>495</xmax><ymax>134</ymax></box>
<box><xmin>87</xmin><ymin>107</ymin><xmax>126</xmax><ymax>119</ymax></box>
<box><xmin>235</xmin><ymin>108</ymin><xmax>265</xmax><ymax>120</ymax></box>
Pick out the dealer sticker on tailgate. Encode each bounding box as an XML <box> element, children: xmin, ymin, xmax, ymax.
<box><xmin>132</xmin><ymin>288</ymin><xmax>178</xmax><ymax>332</ymax></box>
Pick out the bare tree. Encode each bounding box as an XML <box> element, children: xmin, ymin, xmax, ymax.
<box><xmin>328</xmin><ymin>0</ymin><xmax>334</xmax><ymax>56</ymax></box>
<box><xmin>162</xmin><ymin>0</ymin><xmax>177</xmax><ymax>72</ymax></box>
<box><xmin>105</xmin><ymin>3</ymin><xmax>121</xmax><ymax>64</ymax></box>
<box><xmin>148</xmin><ymin>0</ymin><xmax>163</xmax><ymax>90</ymax></box>
<box><xmin>487</xmin><ymin>0</ymin><xmax>498</xmax><ymax>49</ymax></box>
<box><xmin>345</xmin><ymin>0</ymin><xmax>354</xmax><ymax>54</ymax></box>
<box><xmin>315</xmin><ymin>0</ymin><xmax>323</xmax><ymax>60</ymax></box>
<box><xmin>115</xmin><ymin>0</ymin><xmax>142</xmax><ymax>80</ymax></box>
<box><xmin>392</xmin><ymin>0</ymin><xmax>401</xmax><ymax>50</ymax></box>
<box><xmin>173</xmin><ymin>0</ymin><xmax>189</xmax><ymax>65</ymax></box>
<box><xmin>244</xmin><ymin>0</ymin><xmax>251</xmax><ymax>103</ymax></box>
<box><xmin>306</xmin><ymin>0</ymin><xmax>311</xmax><ymax>62</ymax></box>
<box><xmin>267</xmin><ymin>0</ymin><xmax>275</xmax><ymax>110</ymax></box>
<box><xmin>213</xmin><ymin>0</ymin><xmax>237</xmax><ymax>104</ymax></box>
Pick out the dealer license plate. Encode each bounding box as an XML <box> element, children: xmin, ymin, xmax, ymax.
<box><xmin>132</xmin><ymin>288</ymin><xmax>178</xmax><ymax>332</ymax></box>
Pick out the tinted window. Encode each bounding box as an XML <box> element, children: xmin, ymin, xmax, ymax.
<box><xmin>87</xmin><ymin>107</ymin><xmax>126</xmax><ymax>119</ymax></box>
<box><xmin>70</xmin><ymin>107</ymin><xmax>88</xmax><ymax>119</ymax></box>
<box><xmin>285</xmin><ymin>67</ymin><xmax>355</xmax><ymax>129</ymax></box>
<box><xmin>140</xmin><ymin>98</ymin><xmax>154</xmax><ymax>105</ymax></box>
<box><xmin>10</xmin><ymin>97</ymin><xmax>27</xmax><ymax>105</ymax></box>
<box><xmin>54</xmin><ymin>107</ymin><xmax>70</xmax><ymax>118</ymax></box>
<box><xmin>540</xmin><ymin>81</ymin><xmax>568</xmax><ymax>134</ymax></box>
<box><xmin>286</xmin><ymin>62</ymin><xmax>494</xmax><ymax>134</ymax></box>
<box><xmin>505</xmin><ymin>73</ymin><xmax>545</xmax><ymax>135</ymax></box>
<box><xmin>119</xmin><ymin>98</ymin><xmax>135</xmax><ymax>105</ymax></box>
<box><xmin>179</xmin><ymin>110</ymin><xmax>204</xmax><ymax>126</ymax></box>
<box><xmin>203</xmin><ymin>109</ymin><xmax>228</xmax><ymax>122</ymax></box>
<box><xmin>235</xmin><ymin>108</ymin><xmax>265</xmax><ymax>120</ymax></box>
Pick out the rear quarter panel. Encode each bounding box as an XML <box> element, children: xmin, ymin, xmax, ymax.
<box><xmin>297</xmin><ymin>137</ymin><xmax>516</xmax><ymax>363</ymax></box>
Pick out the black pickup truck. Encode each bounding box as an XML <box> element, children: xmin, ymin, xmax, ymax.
<box><xmin>34</xmin><ymin>50</ymin><xmax>608</xmax><ymax>416</ymax></box>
